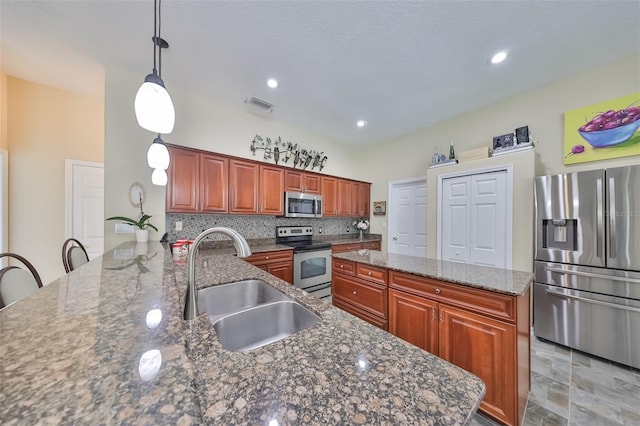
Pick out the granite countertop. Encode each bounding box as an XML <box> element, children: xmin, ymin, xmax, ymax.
<box><xmin>1</xmin><ymin>241</ymin><xmax>485</xmax><ymax>424</ymax></box>
<box><xmin>194</xmin><ymin>233</ymin><xmax>383</xmax><ymax>255</ymax></box>
<box><xmin>332</xmin><ymin>251</ymin><xmax>532</xmax><ymax>296</ymax></box>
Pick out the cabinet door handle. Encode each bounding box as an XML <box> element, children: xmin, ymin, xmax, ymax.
<box><xmin>340</xmin><ymin>264</ymin><xmax>344</xmax><ymax>269</ymax></box>
<box><xmin>353</xmin><ymin>290</ymin><xmax>357</xmax><ymax>295</ymax></box>
<box><xmin>265</xmin><ymin>256</ymin><xmax>270</xmax><ymax>260</ymax></box>
<box><xmin>435</xmin><ymin>288</ymin><xmax>441</xmax><ymax>294</ymax></box>
<box><xmin>439</xmin><ymin>311</ymin><xmax>443</xmax><ymax>323</ymax></box>
<box><xmin>432</xmin><ymin>307</ymin><xmax>436</xmax><ymax>320</ymax></box>
<box><xmin>367</xmin><ymin>271</ymin><xmax>372</xmax><ymax>276</ymax></box>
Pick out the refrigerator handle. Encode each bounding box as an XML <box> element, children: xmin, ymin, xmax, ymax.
<box><xmin>596</xmin><ymin>178</ymin><xmax>604</xmax><ymax>259</ymax></box>
<box><xmin>608</xmin><ymin>177</ymin><xmax>616</xmax><ymax>259</ymax></box>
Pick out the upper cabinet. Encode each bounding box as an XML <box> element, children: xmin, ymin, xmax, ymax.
<box><xmin>322</xmin><ymin>176</ymin><xmax>338</xmax><ymax>216</ymax></box>
<box><xmin>167</xmin><ymin>145</ymin><xmax>369</xmax><ymax>218</ymax></box>
<box><xmin>259</xmin><ymin>165</ymin><xmax>285</xmax><ymax>215</ymax></box>
<box><xmin>228</xmin><ymin>160</ymin><xmax>284</xmax><ymax>215</ymax></box>
<box><xmin>166</xmin><ymin>146</ymin><xmax>228</xmax><ymax>213</ymax></box>
<box><xmin>284</xmin><ymin>170</ymin><xmax>321</xmax><ymax>194</ymax></box>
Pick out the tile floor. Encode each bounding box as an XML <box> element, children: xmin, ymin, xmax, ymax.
<box><xmin>470</xmin><ymin>331</ymin><xmax>640</xmax><ymax>426</ymax></box>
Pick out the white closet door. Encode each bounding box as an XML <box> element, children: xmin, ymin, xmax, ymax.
<box><xmin>469</xmin><ymin>172</ymin><xmax>507</xmax><ymax>268</ymax></box>
<box><xmin>441</xmin><ymin>170</ymin><xmax>508</xmax><ymax>267</ymax></box>
<box><xmin>442</xmin><ymin>176</ymin><xmax>470</xmax><ymax>263</ymax></box>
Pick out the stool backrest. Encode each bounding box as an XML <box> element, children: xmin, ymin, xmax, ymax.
<box><xmin>0</xmin><ymin>253</ymin><xmax>43</xmax><ymax>309</ymax></box>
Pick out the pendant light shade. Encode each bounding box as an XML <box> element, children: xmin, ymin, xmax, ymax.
<box><xmin>152</xmin><ymin>168</ymin><xmax>168</xmax><ymax>186</ymax></box>
<box><xmin>135</xmin><ymin>0</ymin><xmax>174</xmax><ymax>134</ymax></box>
<box><xmin>135</xmin><ymin>74</ymin><xmax>175</xmax><ymax>134</ymax></box>
<box><xmin>147</xmin><ymin>135</ymin><xmax>171</xmax><ymax>169</ymax></box>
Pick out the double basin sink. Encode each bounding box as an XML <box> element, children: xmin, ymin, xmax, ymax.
<box><xmin>196</xmin><ymin>279</ymin><xmax>320</xmax><ymax>352</ymax></box>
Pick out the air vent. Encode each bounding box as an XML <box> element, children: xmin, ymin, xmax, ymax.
<box><xmin>245</xmin><ymin>97</ymin><xmax>275</xmax><ymax>112</ymax></box>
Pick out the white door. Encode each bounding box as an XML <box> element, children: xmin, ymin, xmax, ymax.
<box><xmin>441</xmin><ymin>170</ymin><xmax>509</xmax><ymax>268</ymax></box>
<box><xmin>388</xmin><ymin>178</ymin><xmax>427</xmax><ymax>257</ymax></box>
<box><xmin>469</xmin><ymin>172</ymin><xmax>507</xmax><ymax>267</ymax></box>
<box><xmin>65</xmin><ymin>160</ymin><xmax>104</xmax><ymax>259</ymax></box>
<box><xmin>441</xmin><ymin>176</ymin><xmax>470</xmax><ymax>263</ymax></box>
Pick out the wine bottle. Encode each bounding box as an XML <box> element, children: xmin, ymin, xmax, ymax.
<box><xmin>449</xmin><ymin>141</ymin><xmax>455</xmax><ymax>160</ymax></box>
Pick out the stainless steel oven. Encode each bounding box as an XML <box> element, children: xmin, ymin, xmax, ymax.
<box><xmin>284</xmin><ymin>191</ymin><xmax>323</xmax><ymax>218</ymax></box>
<box><xmin>276</xmin><ymin>226</ymin><xmax>332</xmax><ymax>301</ymax></box>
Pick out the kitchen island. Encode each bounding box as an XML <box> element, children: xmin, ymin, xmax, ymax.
<box><xmin>332</xmin><ymin>250</ymin><xmax>533</xmax><ymax>426</ymax></box>
<box><xmin>1</xmin><ymin>241</ymin><xmax>485</xmax><ymax>424</ymax></box>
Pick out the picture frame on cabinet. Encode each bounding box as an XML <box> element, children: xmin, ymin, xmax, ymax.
<box><xmin>373</xmin><ymin>201</ymin><xmax>386</xmax><ymax>215</ymax></box>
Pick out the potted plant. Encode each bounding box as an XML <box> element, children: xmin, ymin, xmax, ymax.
<box><xmin>106</xmin><ymin>214</ymin><xmax>158</xmax><ymax>243</ymax></box>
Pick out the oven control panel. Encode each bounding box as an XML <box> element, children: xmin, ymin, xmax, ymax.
<box><xmin>276</xmin><ymin>226</ymin><xmax>313</xmax><ymax>237</ymax></box>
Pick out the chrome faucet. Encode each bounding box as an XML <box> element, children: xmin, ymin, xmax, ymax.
<box><xmin>184</xmin><ymin>227</ymin><xmax>252</xmax><ymax>320</ymax></box>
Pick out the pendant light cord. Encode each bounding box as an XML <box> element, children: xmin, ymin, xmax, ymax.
<box><xmin>152</xmin><ymin>0</ymin><xmax>158</xmax><ymax>75</ymax></box>
<box><xmin>157</xmin><ymin>0</ymin><xmax>163</xmax><ymax>79</ymax></box>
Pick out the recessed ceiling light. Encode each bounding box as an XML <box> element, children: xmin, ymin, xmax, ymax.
<box><xmin>490</xmin><ymin>51</ymin><xmax>507</xmax><ymax>65</ymax></box>
<box><xmin>356</xmin><ymin>120</ymin><xmax>367</xmax><ymax>128</ymax></box>
<box><xmin>267</xmin><ymin>78</ymin><xmax>278</xmax><ymax>88</ymax></box>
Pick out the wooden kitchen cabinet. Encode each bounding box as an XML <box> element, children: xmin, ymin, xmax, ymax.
<box><xmin>284</xmin><ymin>170</ymin><xmax>321</xmax><ymax>194</ymax></box>
<box><xmin>388</xmin><ymin>270</ymin><xmax>529</xmax><ymax>426</ymax></box>
<box><xmin>331</xmin><ymin>240</ymin><xmax>381</xmax><ymax>253</ymax></box>
<box><xmin>229</xmin><ymin>160</ymin><xmax>283</xmax><ymax>215</ymax></box>
<box><xmin>244</xmin><ymin>250</ymin><xmax>293</xmax><ymax>284</ymax></box>
<box><xmin>259</xmin><ymin>165</ymin><xmax>284</xmax><ymax>215</ymax></box>
<box><xmin>332</xmin><ymin>258</ymin><xmax>388</xmax><ymax>330</ymax></box>
<box><xmin>337</xmin><ymin>179</ymin><xmax>352</xmax><ymax>216</ymax></box>
<box><xmin>389</xmin><ymin>289</ymin><xmax>439</xmax><ymax>354</ymax></box>
<box><xmin>321</xmin><ymin>176</ymin><xmax>338</xmax><ymax>216</ymax></box>
<box><xmin>166</xmin><ymin>146</ymin><xmax>228</xmax><ymax>213</ymax></box>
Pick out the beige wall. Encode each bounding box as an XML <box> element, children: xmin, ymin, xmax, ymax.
<box><xmin>360</xmin><ymin>53</ymin><xmax>640</xmax><ymax>268</ymax></box>
<box><xmin>6</xmin><ymin>76</ymin><xmax>104</xmax><ymax>284</ymax></box>
<box><xmin>104</xmin><ymin>66</ymin><xmax>359</xmax><ymax>251</ymax></box>
<box><xmin>1</xmin><ymin>70</ymin><xmax>7</xmax><ymax>151</ymax></box>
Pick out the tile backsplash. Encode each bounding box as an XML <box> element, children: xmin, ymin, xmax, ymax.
<box><xmin>166</xmin><ymin>214</ymin><xmax>359</xmax><ymax>241</ymax></box>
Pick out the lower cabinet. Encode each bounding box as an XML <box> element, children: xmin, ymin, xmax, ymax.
<box><xmin>388</xmin><ymin>270</ymin><xmax>529</xmax><ymax>426</ymax></box>
<box><xmin>332</xmin><ymin>258</ymin><xmax>388</xmax><ymax>331</ymax></box>
<box><xmin>244</xmin><ymin>250</ymin><xmax>293</xmax><ymax>284</ymax></box>
<box><xmin>331</xmin><ymin>240</ymin><xmax>381</xmax><ymax>253</ymax></box>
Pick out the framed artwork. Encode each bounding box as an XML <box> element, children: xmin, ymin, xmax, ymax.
<box><xmin>564</xmin><ymin>93</ymin><xmax>640</xmax><ymax>165</ymax></box>
<box><xmin>373</xmin><ymin>201</ymin><xmax>386</xmax><ymax>215</ymax></box>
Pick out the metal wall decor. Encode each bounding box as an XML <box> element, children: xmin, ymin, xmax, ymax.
<box><xmin>250</xmin><ymin>134</ymin><xmax>328</xmax><ymax>171</ymax></box>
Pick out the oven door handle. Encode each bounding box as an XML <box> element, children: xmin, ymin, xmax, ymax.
<box><xmin>544</xmin><ymin>266</ymin><xmax>640</xmax><ymax>285</ymax></box>
<box><xmin>294</xmin><ymin>247</ymin><xmax>331</xmax><ymax>254</ymax></box>
<box><xmin>545</xmin><ymin>288</ymin><xmax>640</xmax><ymax>313</ymax></box>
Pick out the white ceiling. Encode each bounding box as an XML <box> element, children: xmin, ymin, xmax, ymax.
<box><xmin>1</xmin><ymin>0</ymin><xmax>639</xmax><ymax>146</ymax></box>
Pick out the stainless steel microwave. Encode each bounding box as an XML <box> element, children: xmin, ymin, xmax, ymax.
<box><xmin>284</xmin><ymin>191</ymin><xmax>323</xmax><ymax>218</ymax></box>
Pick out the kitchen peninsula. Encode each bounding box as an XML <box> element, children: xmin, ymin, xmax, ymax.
<box><xmin>1</xmin><ymin>242</ymin><xmax>485</xmax><ymax>424</ymax></box>
<box><xmin>332</xmin><ymin>250</ymin><xmax>533</xmax><ymax>426</ymax></box>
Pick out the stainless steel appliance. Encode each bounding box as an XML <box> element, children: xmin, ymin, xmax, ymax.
<box><xmin>284</xmin><ymin>191</ymin><xmax>323</xmax><ymax>218</ymax></box>
<box><xmin>276</xmin><ymin>226</ymin><xmax>332</xmax><ymax>300</ymax></box>
<box><xmin>534</xmin><ymin>165</ymin><xmax>640</xmax><ymax>369</ymax></box>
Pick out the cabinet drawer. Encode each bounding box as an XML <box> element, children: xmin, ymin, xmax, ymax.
<box><xmin>389</xmin><ymin>271</ymin><xmax>515</xmax><ymax>323</ymax></box>
<box><xmin>245</xmin><ymin>249</ymin><xmax>293</xmax><ymax>265</ymax></box>
<box><xmin>356</xmin><ymin>263</ymin><xmax>387</xmax><ymax>286</ymax></box>
<box><xmin>332</xmin><ymin>242</ymin><xmax>361</xmax><ymax>253</ymax></box>
<box><xmin>332</xmin><ymin>297</ymin><xmax>388</xmax><ymax>331</ymax></box>
<box><xmin>361</xmin><ymin>241</ymin><xmax>381</xmax><ymax>250</ymax></box>
<box><xmin>333</xmin><ymin>275</ymin><xmax>386</xmax><ymax>318</ymax></box>
<box><xmin>332</xmin><ymin>258</ymin><xmax>356</xmax><ymax>276</ymax></box>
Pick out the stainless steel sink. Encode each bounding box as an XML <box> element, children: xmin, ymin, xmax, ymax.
<box><xmin>212</xmin><ymin>300</ymin><xmax>321</xmax><ymax>352</ymax></box>
<box><xmin>196</xmin><ymin>279</ymin><xmax>290</xmax><ymax>322</ymax></box>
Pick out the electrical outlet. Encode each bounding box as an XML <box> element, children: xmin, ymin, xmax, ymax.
<box><xmin>175</xmin><ymin>221</ymin><xmax>183</xmax><ymax>231</ymax></box>
<box><xmin>318</xmin><ymin>226</ymin><xmax>322</xmax><ymax>234</ymax></box>
<box><xmin>346</xmin><ymin>225</ymin><xmax>350</xmax><ymax>233</ymax></box>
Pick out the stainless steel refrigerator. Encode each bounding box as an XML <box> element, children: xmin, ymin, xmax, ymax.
<box><xmin>534</xmin><ymin>165</ymin><xmax>640</xmax><ymax>369</ymax></box>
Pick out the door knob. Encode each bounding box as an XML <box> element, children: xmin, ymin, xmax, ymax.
<box><xmin>393</xmin><ymin>236</ymin><xmax>398</xmax><ymax>241</ymax></box>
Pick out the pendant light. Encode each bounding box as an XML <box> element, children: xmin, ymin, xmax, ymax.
<box><xmin>152</xmin><ymin>168</ymin><xmax>168</xmax><ymax>186</ymax></box>
<box><xmin>147</xmin><ymin>134</ymin><xmax>170</xmax><ymax>169</ymax></box>
<box><xmin>134</xmin><ymin>0</ymin><xmax>175</xmax><ymax>134</ymax></box>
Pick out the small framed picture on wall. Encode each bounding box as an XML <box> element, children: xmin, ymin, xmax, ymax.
<box><xmin>373</xmin><ymin>201</ymin><xmax>386</xmax><ymax>215</ymax></box>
